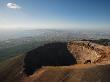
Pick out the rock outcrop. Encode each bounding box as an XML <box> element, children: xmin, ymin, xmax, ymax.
<box><xmin>68</xmin><ymin>41</ymin><xmax>110</xmax><ymax>64</ymax></box>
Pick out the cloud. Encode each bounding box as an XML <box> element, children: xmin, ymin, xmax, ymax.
<box><xmin>7</xmin><ymin>3</ymin><xmax>21</xmax><ymax>9</ymax></box>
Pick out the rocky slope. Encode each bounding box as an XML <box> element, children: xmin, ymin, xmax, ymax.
<box><xmin>68</xmin><ymin>41</ymin><xmax>110</xmax><ymax>64</ymax></box>
<box><xmin>0</xmin><ymin>40</ymin><xmax>110</xmax><ymax>82</ymax></box>
<box><xmin>22</xmin><ymin>64</ymin><xmax>110</xmax><ymax>82</ymax></box>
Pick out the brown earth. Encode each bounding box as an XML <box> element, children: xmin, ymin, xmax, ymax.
<box><xmin>22</xmin><ymin>64</ymin><xmax>110</xmax><ymax>82</ymax></box>
<box><xmin>0</xmin><ymin>40</ymin><xmax>110</xmax><ymax>82</ymax></box>
<box><xmin>68</xmin><ymin>41</ymin><xmax>110</xmax><ymax>64</ymax></box>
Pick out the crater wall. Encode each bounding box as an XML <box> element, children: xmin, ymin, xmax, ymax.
<box><xmin>23</xmin><ymin>42</ymin><xmax>77</xmax><ymax>75</ymax></box>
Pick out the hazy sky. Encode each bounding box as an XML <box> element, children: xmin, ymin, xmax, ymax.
<box><xmin>0</xmin><ymin>0</ymin><xmax>110</xmax><ymax>31</ymax></box>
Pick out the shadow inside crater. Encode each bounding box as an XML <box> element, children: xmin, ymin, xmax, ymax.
<box><xmin>23</xmin><ymin>42</ymin><xmax>77</xmax><ymax>75</ymax></box>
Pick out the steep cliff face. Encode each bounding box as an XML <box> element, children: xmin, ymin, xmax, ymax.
<box><xmin>68</xmin><ymin>41</ymin><xmax>110</xmax><ymax>64</ymax></box>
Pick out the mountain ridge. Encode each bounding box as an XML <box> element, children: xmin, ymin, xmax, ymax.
<box><xmin>0</xmin><ymin>40</ymin><xmax>110</xmax><ymax>82</ymax></box>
